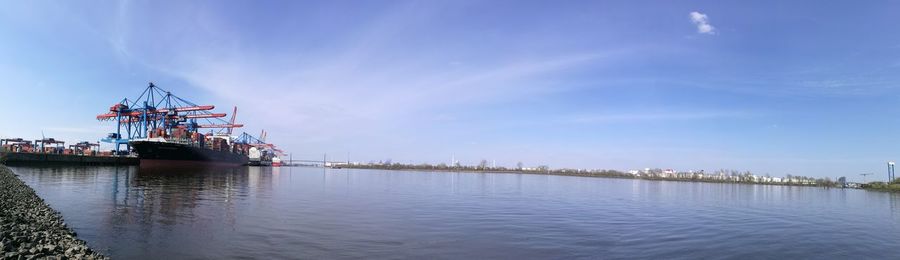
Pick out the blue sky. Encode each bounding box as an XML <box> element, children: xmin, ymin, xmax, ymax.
<box><xmin>2</xmin><ymin>0</ymin><xmax>900</xmax><ymax>180</ymax></box>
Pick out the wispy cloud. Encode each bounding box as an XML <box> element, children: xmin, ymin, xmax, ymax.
<box><xmin>567</xmin><ymin>110</ymin><xmax>751</xmax><ymax>124</ymax></box>
<box><xmin>109</xmin><ymin>0</ymin><xmax>132</xmax><ymax>62</ymax></box>
<box><xmin>168</xmin><ymin>50</ymin><xmax>617</xmax><ymax>144</ymax></box>
<box><xmin>121</xmin><ymin>3</ymin><xmax>638</xmax><ymax>146</ymax></box>
<box><xmin>689</xmin><ymin>11</ymin><xmax>715</xmax><ymax>35</ymax></box>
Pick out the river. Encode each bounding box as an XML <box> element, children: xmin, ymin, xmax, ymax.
<box><xmin>8</xmin><ymin>166</ymin><xmax>900</xmax><ymax>259</ymax></box>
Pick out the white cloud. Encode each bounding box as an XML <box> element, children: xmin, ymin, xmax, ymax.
<box><xmin>689</xmin><ymin>11</ymin><xmax>715</xmax><ymax>35</ymax></box>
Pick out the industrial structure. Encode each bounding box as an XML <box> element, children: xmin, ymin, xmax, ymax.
<box><xmin>1</xmin><ymin>137</ymin><xmax>137</xmax><ymax>165</ymax></box>
<box><xmin>95</xmin><ymin>82</ymin><xmax>283</xmax><ymax>166</ymax></box>
<box><xmin>1</xmin><ymin>82</ymin><xmax>285</xmax><ymax>167</ymax></box>
<box><xmin>96</xmin><ymin>82</ymin><xmax>246</xmax><ymax>154</ymax></box>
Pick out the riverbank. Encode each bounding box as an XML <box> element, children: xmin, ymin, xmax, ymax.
<box><xmin>861</xmin><ymin>181</ymin><xmax>900</xmax><ymax>193</ymax></box>
<box><xmin>342</xmin><ymin>165</ymin><xmax>835</xmax><ymax>188</ymax></box>
<box><xmin>0</xmin><ymin>165</ymin><xmax>107</xmax><ymax>259</ymax></box>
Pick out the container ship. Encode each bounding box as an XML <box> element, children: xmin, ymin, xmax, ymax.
<box><xmin>97</xmin><ymin>83</ymin><xmax>281</xmax><ymax>167</ymax></box>
<box><xmin>129</xmin><ymin>137</ymin><xmax>249</xmax><ymax>167</ymax></box>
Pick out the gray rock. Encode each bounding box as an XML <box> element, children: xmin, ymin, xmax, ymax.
<box><xmin>0</xmin><ymin>166</ymin><xmax>107</xmax><ymax>259</ymax></box>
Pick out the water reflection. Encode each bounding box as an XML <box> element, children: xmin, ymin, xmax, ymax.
<box><xmin>113</xmin><ymin>166</ymin><xmax>246</xmax><ymax>234</ymax></box>
<box><xmin>11</xmin><ymin>165</ymin><xmax>288</xmax><ymax>259</ymax></box>
<box><xmin>10</xmin><ymin>166</ymin><xmax>900</xmax><ymax>259</ymax></box>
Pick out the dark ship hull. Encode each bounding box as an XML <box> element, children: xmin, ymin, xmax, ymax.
<box><xmin>130</xmin><ymin>140</ymin><xmax>249</xmax><ymax>167</ymax></box>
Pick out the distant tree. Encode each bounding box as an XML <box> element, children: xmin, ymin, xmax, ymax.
<box><xmin>516</xmin><ymin>161</ymin><xmax>524</xmax><ymax>170</ymax></box>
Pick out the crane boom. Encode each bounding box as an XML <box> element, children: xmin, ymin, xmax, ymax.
<box><xmin>160</xmin><ymin>105</ymin><xmax>215</xmax><ymax>112</ymax></box>
<box><xmin>227</xmin><ymin>106</ymin><xmax>238</xmax><ymax>135</ymax></box>
<box><xmin>197</xmin><ymin>124</ymin><xmax>244</xmax><ymax>128</ymax></box>
<box><xmin>96</xmin><ymin>105</ymin><xmax>216</xmax><ymax>119</ymax></box>
<box><xmin>184</xmin><ymin>113</ymin><xmax>227</xmax><ymax>119</ymax></box>
<box><xmin>109</xmin><ymin>113</ymin><xmax>225</xmax><ymax>124</ymax></box>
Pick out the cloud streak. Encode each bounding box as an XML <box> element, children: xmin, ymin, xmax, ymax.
<box><xmin>567</xmin><ymin>110</ymin><xmax>751</xmax><ymax>124</ymax></box>
<box><xmin>120</xmin><ymin>2</ymin><xmax>640</xmax><ymax>149</ymax></box>
<box><xmin>169</xmin><ymin>49</ymin><xmax>617</xmax><ymax>144</ymax></box>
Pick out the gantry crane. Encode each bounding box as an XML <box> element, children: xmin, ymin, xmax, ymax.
<box><xmin>96</xmin><ymin>82</ymin><xmax>244</xmax><ymax>154</ymax></box>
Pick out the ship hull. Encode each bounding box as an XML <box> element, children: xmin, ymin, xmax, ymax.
<box><xmin>130</xmin><ymin>140</ymin><xmax>249</xmax><ymax>167</ymax></box>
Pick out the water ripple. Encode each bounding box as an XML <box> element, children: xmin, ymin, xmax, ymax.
<box><xmin>9</xmin><ymin>166</ymin><xmax>900</xmax><ymax>259</ymax></box>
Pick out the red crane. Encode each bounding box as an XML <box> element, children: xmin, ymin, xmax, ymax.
<box><xmin>96</xmin><ymin>105</ymin><xmax>217</xmax><ymax>120</ymax></box>
<box><xmin>197</xmin><ymin>124</ymin><xmax>244</xmax><ymax>128</ymax></box>
<box><xmin>227</xmin><ymin>106</ymin><xmax>238</xmax><ymax>135</ymax></box>
<box><xmin>184</xmin><ymin>113</ymin><xmax>227</xmax><ymax>119</ymax></box>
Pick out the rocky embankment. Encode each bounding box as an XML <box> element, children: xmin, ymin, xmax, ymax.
<box><xmin>0</xmin><ymin>165</ymin><xmax>107</xmax><ymax>259</ymax></box>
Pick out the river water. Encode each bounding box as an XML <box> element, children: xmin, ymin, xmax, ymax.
<box><xmin>8</xmin><ymin>165</ymin><xmax>900</xmax><ymax>259</ymax></box>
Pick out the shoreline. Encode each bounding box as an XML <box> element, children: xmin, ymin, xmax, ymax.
<box><xmin>340</xmin><ymin>166</ymin><xmax>836</xmax><ymax>188</ymax></box>
<box><xmin>0</xmin><ymin>165</ymin><xmax>107</xmax><ymax>259</ymax></box>
<box><xmin>859</xmin><ymin>182</ymin><xmax>900</xmax><ymax>193</ymax></box>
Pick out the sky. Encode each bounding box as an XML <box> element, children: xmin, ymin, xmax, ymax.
<box><xmin>2</xmin><ymin>0</ymin><xmax>900</xmax><ymax>181</ymax></box>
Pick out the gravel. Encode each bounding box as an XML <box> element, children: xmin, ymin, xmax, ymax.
<box><xmin>0</xmin><ymin>165</ymin><xmax>107</xmax><ymax>259</ymax></box>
